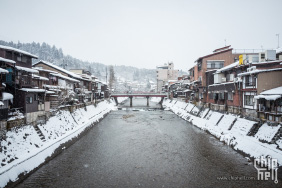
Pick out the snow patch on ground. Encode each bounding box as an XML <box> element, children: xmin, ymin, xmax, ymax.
<box><xmin>255</xmin><ymin>123</ymin><xmax>281</xmax><ymax>143</ymax></box>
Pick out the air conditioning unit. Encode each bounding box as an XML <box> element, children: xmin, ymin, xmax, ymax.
<box><xmin>222</xmin><ymin>77</ymin><xmax>226</xmax><ymax>82</ymax></box>
<box><xmin>247</xmin><ymin>66</ymin><xmax>256</xmax><ymax>72</ymax></box>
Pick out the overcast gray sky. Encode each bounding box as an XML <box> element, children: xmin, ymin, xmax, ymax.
<box><xmin>0</xmin><ymin>0</ymin><xmax>281</xmax><ymax>70</ymax></box>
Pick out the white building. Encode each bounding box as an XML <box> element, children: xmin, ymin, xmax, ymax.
<box><xmin>156</xmin><ymin>62</ymin><xmax>178</xmax><ymax>92</ymax></box>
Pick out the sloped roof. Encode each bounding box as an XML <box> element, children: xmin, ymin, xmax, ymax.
<box><xmin>195</xmin><ymin>47</ymin><xmax>233</xmax><ymax>62</ymax></box>
<box><xmin>0</xmin><ymin>45</ymin><xmax>38</xmax><ymax>58</ymax></box>
<box><xmin>216</xmin><ymin>61</ymin><xmax>239</xmax><ymax>73</ymax></box>
<box><xmin>0</xmin><ymin>68</ymin><xmax>8</xmax><ymax>74</ymax></box>
<box><xmin>15</xmin><ymin>66</ymin><xmax>39</xmax><ymax>73</ymax></box>
<box><xmin>260</xmin><ymin>86</ymin><xmax>282</xmax><ymax>95</ymax></box>
<box><xmin>0</xmin><ymin>57</ymin><xmax>16</xmax><ymax>64</ymax></box>
<box><xmin>238</xmin><ymin>68</ymin><xmax>282</xmax><ymax>76</ymax></box>
<box><xmin>33</xmin><ymin>60</ymin><xmax>82</xmax><ymax>79</ymax></box>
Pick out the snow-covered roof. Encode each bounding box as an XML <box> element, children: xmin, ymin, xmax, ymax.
<box><xmin>2</xmin><ymin>92</ymin><xmax>13</xmax><ymax>101</ymax></box>
<box><xmin>238</xmin><ymin>68</ymin><xmax>282</xmax><ymax>76</ymax></box>
<box><xmin>32</xmin><ymin>67</ymin><xmax>58</xmax><ymax>74</ymax></box>
<box><xmin>276</xmin><ymin>47</ymin><xmax>282</xmax><ymax>54</ymax></box>
<box><xmin>19</xmin><ymin>88</ymin><xmax>46</xmax><ymax>92</ymax></box>
<box><xmin>260</xmin><ymin>86</ymin><xmax>282</xmax><ymax>95</ymax></box>
<box><xmin>0</xmin><ymin>101</ymin><xmax>4</xmax><ymax>106</ymax></box>
<box><xmin>183</xmin><ymin>89</ymin><xmax>192</xmax><ymax>92</ymax></box>
<box><xmin>205</xmin><ymin>69</ymin><xmax>217</xmax><ymax>73</ymax></box>
<box><xmin>216</xmin><ymin>61</ymin><xmax>239</xmax><ymax>73</ymax></box>
<box><xmin>0</xmin><ymin>57</ymin><xmax>16</xmax><ymax>64</ymax></box>
<box><xmin>34</xmin><ymin>60</ymin><xmax>82</xmax><ymax>79</ymax></box>
<box><xmin>255</xmin><ymin>95</ymin><xmax>281</xmax><ymax>101</ymax></box>
<box><xmin>208</xmin><ymin>81</ymin><xmax>234</xmax><ymax>87</ymax></box>
<box><xmin>0</xmin><ymin>67</ymin><xmax>8</xmax><ymax>74</ymax></box>
<box><xmin>50</xmin><ymin>73</ymin><xmax>80</xmax><ymax>83</ymax></box>
<box><xmin>157</xmin><ymin>65</ymin><xmax>168</xmax><ymax>68</ymax></box>
<box><xmin>0</xmin><ymin>45</ymin><xmax>38</xmax><ymax>58</ymax></box>
<box><xmin>32</xmin><ymin>75</ymin><xmax>49</xmax><ymax>81</ymax></box>
<box><xmin>16</xmin><ymin>66</ymin><xmax>39</xmax><ymax>73</ymax></box>
<box><xmin>251</xmin><ymin>60</ymin><xmax>282</xmax><ymax>65</ymax></box>
<box><xmin>46</xmin><ymin>91</ymin><xmax>56</xmax><ymax>94</ymax></box>
<box><xmin>168</xmin><ymin>80</ymin><xmax>178</xmax><ymax>82</ymax></box>
<box><xmin>44</xmin><ymin>85</ymin><xmax>62</xmax><ymax>89</ymax></box>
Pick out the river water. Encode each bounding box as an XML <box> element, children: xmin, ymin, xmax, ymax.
<box><xmin>16</xmin><ymin>98</ymin><xmax>281</xmax><ymax>187</ymax></box>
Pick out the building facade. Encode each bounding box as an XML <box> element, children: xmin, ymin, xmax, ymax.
<box><xmin>156</xmin><ymin>62</ymin><xmax>178</xmax><ymax>92</ymax></box>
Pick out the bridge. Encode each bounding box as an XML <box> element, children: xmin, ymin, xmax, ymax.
<box><xmin>110</xmin><ymin>93</ymin><xmax>167</xmax><ymax>106</ymax></box>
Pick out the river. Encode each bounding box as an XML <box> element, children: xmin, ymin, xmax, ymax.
<box><xmin>15</xmin><ymin>98</ymin><xmax>281</xmax><ymax>187</ymax></box>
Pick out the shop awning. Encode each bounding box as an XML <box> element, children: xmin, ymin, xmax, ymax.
<box><xmin>254</xmin><ymin>95</ymin><xmax>281</xmax><ymax>101</ymax></box>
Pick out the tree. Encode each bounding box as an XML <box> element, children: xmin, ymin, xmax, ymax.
<box><xmin>109</xmin><ymin>65</ymin><xmax>115</xmax><ymax>91</ymax></box>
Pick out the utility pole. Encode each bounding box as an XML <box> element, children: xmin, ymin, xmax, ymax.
<box><xmin>276</xmin><ymin>34</ymin><xmax>280</xmax><ymax>48</ymax></box>
<box><xmin>106</xmin><ymin>66</ymin><xmax>108</xmax><ymax>84</ymax></box>
<box><xmin>224</xmin><ymin>39</ymin><xmax>226</xmax><ymax>46</ymax></box>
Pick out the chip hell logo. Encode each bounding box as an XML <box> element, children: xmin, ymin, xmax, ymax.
<box><xmin>254</xmin><ymin>156</ymin><xmax>278</xmax><ymax>184</ymax></box>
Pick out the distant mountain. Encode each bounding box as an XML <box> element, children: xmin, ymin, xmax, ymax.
<box><xmin>0</xmin><ymin>40</ymin><xmax>157</xmax><ymax>83</ymax></box>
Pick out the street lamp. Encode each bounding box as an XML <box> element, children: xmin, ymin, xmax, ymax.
<box><xmin>276</xmin><ymin>34</ymin><xmax>280</xmax><ymax>48</ymax></box>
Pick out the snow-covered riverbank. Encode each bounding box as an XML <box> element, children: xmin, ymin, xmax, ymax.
<box><xmin>0</xmin><ymin>98</ymin><xmax>127</xmax><ymax>188</ymax></box>
<box><xmin>162</xmin><ymin>99</ymin><xmax>282</xmax><ymax>166</ymax></box>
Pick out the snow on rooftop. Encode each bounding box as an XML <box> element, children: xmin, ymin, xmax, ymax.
<box><xmin>255</xmin><ymin>95</ymin><xmax>281</xmax><ymax>101</ymax></box>
<box><xmin>0</xmin><ymin>68</ymin><xmax>8</xmax><ymax>74</ymax></box>
<box><xmin>0</xmin><ymin>57</ymin><xmax>16</xmax><ymax>64</ymax></box>
<box><xmin>238</xmin><ymin>68</ymin><xmax>282</xmax><ymax>76</ymax></box>
<box><xmin>260</xmin><ymin>86</ymin><xmax>282</xmax><ymax>95</ymax></box>
<box><xmin>0</xmin><ymin>45</ymin><xmax>38</xmax><ymax>58</ymax></box>
<box><xmin>32</xmin><ymin>75</ymin><xmax>49</xmax><ymax>81</ymax></box>
<box><xmin>2</xmin><ymin>92</ymin><xmax>13</xmax><ymax>101</ymax></box>
<box><xmin>252</xmin><ymin>60</ymin><xmax>282</xmax><ymax>65</ymax></box>
<box><xmin>33</xmin><ymin>67</ymin><xmax>58</xmax><ymax>74</ymax></box>
<box><xmin>276</xmin><ymin>47</ymin><xmax>282</xmax><ymax>54</ymax></box>
<box><xmin>183</xmin><ymin>89</ymin><xmax>191</xmax><ymax>92</ymax></box>
<box><xmin>15</xmin><ymin>66</ymin><xmax>39</xmax><ymax>73</ymax></box>
<box><xmin>216</xmin><ymin>61</ymin><xmax>239</xmax><ymax>73</ymax></box>
<box><xmin>19</xmin><ymin>88</ymin><xmax>46</xmax><ymax>92</ymax></box>
<box><xmin>50</xmin><ymin>73</ymin><xmax>80</xmax><ymax>83</ymax></box>
<box><xmin>34</xmin><ymin>61</ymin><xmax>82</xmax><ymax>79</ymax></box>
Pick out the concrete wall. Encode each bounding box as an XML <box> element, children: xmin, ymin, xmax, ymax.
<box><xmin>26</xmin><ymin>111</ymin><xmax>46</xmax><ymax>124</ymax></box>
<box><xmin>257</xmin><ymin>70</ymin><xmax>282</xmax><ymax>94</ymax></box>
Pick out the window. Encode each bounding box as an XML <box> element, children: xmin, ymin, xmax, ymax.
<box><xmin>213</xmin><ymin>93</ymin><xmax>218</xmax><ymax>100</ymax></box>
<box><xmin>207</xmin><ymin>61</ymin><xmax>224</xmax><ymax>69</ymax></box>
<box><xmin>228</xmin><ymin>92</ymin><xmax>233</xmax><ymax>100</ymax></box>
<box><xmin>34</xmin><ymin>94</ymin><xmax>38</xmax><ymax>101</ymax></box>
<box><xmin>22</xmin><ymin>56</ymin><xmax>27</xmax><ymax>63</ymax></box>
<box><xmin>198</xmin><ymin>61</ymin><xmax>202</xmax><ymax>71</ymax></box>
<box><xmin>245</xmin><ymin>76</ymin><xmax>256</xmax><ymax>86</ymax></box>
<box><xmin>218</xmin><ymin>92</ymin><xmax>225</xmax><ymax>100</ymax></box>
<box><xmin>244</xmin><ymin>95</ymin><xmax>254</xmax><ymax>106</ymax></box>
<box><xmin>17</xmin><ymin>55</ymin><xmax>22</xmax><ymax>61</ymax></box>
<box><xmin>26</xmin><ymin>96</ymin><xmax>33</xmax><ymax>104</ymax></box>
<box><xmin>227</xmin><ymin>74</ymin><xmax>234</xmax><ymax>82</ymax></box>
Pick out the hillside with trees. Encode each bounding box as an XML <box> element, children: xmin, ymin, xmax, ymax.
<box><xmin>0</xmin><ymin>40</ymin><xmax>157</xmax><ymax>83</ymax></box>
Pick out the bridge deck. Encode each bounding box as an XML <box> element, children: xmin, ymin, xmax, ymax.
<box><xmin>111</xmin><ymin>93</ymin><xmax>167</xmax><ymax>97</ymax></box>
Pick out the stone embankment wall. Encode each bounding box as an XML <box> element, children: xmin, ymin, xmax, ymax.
<box><xmin>0</xmin><ymin>98</ymin><xmax>127</xmax><ymax>188</ymax></box>
<box><xmin>163</xmin><ymin>99</ymin><xmax>282</xmax><ymax>165</ymax></box>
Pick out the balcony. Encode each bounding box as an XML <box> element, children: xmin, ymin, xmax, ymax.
<box><xmin>245</xmin><ymin>82</ymin><xmax>256</xmax><ymax>87</ymax></box>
